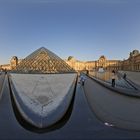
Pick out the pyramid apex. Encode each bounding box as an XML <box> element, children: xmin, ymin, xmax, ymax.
<box><xmin>39</xmin><ymin>46</ymin><xmax>46</xmax><ymax>50</ymax></box>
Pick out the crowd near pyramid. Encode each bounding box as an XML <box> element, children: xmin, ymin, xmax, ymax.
<box><xmin>14</xmin><ymin>47</ymin><xmax>75</xmax><ymax>74</ymax></box>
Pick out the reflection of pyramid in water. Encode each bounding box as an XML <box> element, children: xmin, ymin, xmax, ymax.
<box><xmin>16</xmin><ymin>47</ymin><xmax>75</xmax><ymax>73</ymax></box>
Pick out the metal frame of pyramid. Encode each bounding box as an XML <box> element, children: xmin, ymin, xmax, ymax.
<box><xmin>14</xmin><ymin>47</ymin><xmax>76</xmax><ymax>74</ymax></box>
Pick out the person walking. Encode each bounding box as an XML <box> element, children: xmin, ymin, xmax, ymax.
<box><xmin>80</xmin><ymin>75</ymin><xmax>86</xmax><ymax>86</ymax></box>
<box><xmin>111</xmin><ymin>70</ymin><xmax>116</xmax><ymax>87</ymax></box>
<box><xmin>123</xmin><ymin>73</ymin><xmax>126</xmax><ymax>79</ymax></box>
<box><xmin>82</xmin><ymin>76</ymin><xmax>86</xmax><ymax>86</ymax></box>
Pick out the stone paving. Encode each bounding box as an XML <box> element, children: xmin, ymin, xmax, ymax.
<box><xmin>9</xmin><ymin>73</ymin><xmax>77</xmax><ymax>128</ymax></box>
<box><xmin>84</xmin><ymin>75</ymin><xmax>140</xmax><ymax>131</ymax></box>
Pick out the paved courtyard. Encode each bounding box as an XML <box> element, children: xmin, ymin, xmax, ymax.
<box><xmin>84</xmin><ymin>75</ymin><xmax>140</xmax><ymax>131</ymax></box>
<box><xmin>0</xmin><ymin>72</ymin><xmax>140</xmax><ymax>139</ymax></box>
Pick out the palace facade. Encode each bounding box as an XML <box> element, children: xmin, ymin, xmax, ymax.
<box><xmin>121</xmin><ymin>50</ymin><xmax>140</xmax><ymax>71</ymax></box>
<box><xmin>65</xmin><ymin>50</ymin><xmax>140</xmax><ymax>72</ymax></box>
<box><xmin>65</xmin><ymin>55</ymin><xmax>121</xmax><ymax>71</ymax></box>
<box><xmin>0</xmin><ymin>49</ymin><xmax>140</xmax><ymax>72</ymax></box>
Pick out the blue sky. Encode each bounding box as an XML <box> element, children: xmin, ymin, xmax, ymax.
<box><xmin>0</xmin><ymin>0</ymin><xmax>140</xmax><ymax>64</ymax></box>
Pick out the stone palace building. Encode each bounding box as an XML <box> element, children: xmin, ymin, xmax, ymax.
<box><xmin>0</xmin><ymin>49</ymin><xmax>140</xmax><ymax>72</ymax></box>
<box><xmin>66</xmin><ymin>49</ymin><xmax>140</xmax><ymax>72</ymax></box>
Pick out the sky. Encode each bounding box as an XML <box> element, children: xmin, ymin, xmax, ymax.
<box><xmin>0</xmin><ymin>0</ymin><xmax>140</xmax><ymax>64</ymax></box>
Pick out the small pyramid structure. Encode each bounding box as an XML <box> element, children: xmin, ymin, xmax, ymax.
<box><xmin>15</xmin><ymin>47</ymin><xmax>75</xmax><ymax>74</ymax></box>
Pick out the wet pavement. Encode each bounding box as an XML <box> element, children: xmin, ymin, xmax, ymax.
<box><xmin>1</xmin><ymin>75</ymin><xmax>140</xmax><ymax>139</ymax></box>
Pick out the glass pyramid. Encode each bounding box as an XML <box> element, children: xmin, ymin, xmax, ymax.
<box><xmin>15</xmin><ymin>47</ymin><xmax>75</xmax><ymax>74</ymax></box>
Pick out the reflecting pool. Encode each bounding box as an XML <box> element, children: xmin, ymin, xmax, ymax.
<box><xmin>89</xmin><ymin>71</ymin><xmax>134</xmax><ymax>89</ymax></box>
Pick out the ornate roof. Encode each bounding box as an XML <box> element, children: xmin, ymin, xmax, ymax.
<box><xmin>67</xmin><ymin>56</ymin><xmax>76</xmax><ymax>61</ymax></box>
<box><xmin>100</xmin><ymin>55</ymin><xmax>106</xmax><ymax>59</ymax></box>
<box><xmin>15</xmin><ymin>47</ymin><xmax>75</xmax><ymax>74</ymax></box>
<box><xmin>99</xmin><ymin>55</ymin><xmax>107</xmax><ymax>62</ymax></box>
<box><xmin>130</xmin><ymin>50</ymin><xmax>139</xmax><ymax>58</ymax></box>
